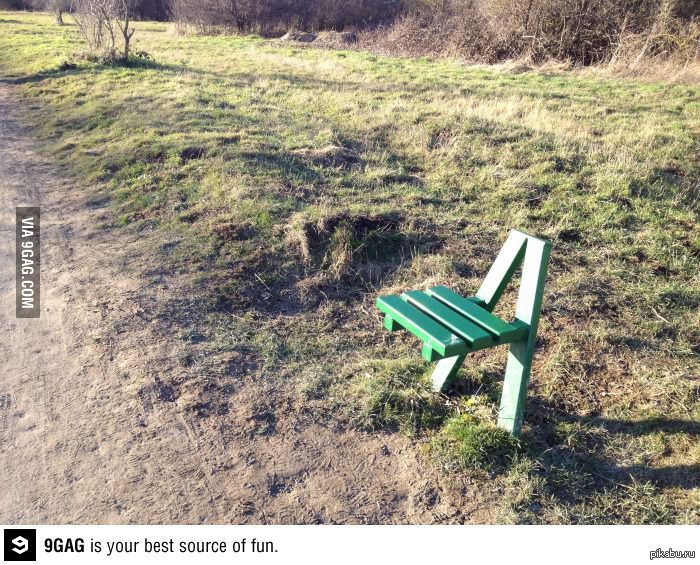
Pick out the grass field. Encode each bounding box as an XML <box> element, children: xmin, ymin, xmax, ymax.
<box><xmin>1</xmin><ymin>11</ymin><xmax>698</xmax><ymax>524</ymax></box>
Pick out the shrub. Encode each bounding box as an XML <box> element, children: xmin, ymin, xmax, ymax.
<box><xmin>364</xmin><ymin>0</ymin><xmax>699</xmax><ymax>66</ymax></box>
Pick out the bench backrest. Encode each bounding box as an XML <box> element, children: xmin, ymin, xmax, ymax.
<box><xmin>475</xmin><ymin>229</ymin><xmax>551</xmax><ymax>325</ymax></box>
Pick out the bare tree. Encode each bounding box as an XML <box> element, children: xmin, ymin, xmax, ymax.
<box><xmin>72</xmin><ymin>0</ymin><xmax>115</xmax><ymax>53</ymax></box>
<box><xmin>72</xmin><ymin>0</ymin><xmax>136</xmax><ymax>61</ymax></box>
<box><xmin>31</xmin><ymin>0</ymin><xmax>72</xmax><ymax>25</ymax></box>
<box><xmin>114</xmin><ymin>0</ymin><xmax>136</xmax><ymax>59</ymax></box>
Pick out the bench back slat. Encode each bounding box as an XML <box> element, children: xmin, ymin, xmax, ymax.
<box><xmin>475</xmin><ymin>230</ymin><xmax>528</xmax><ymax>311</ymax></box>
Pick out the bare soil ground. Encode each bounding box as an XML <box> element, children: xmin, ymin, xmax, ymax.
<box><xmin>0</xmin><ymin>85</ymin><xmax>491</xmax><ymax>524</ymax></box>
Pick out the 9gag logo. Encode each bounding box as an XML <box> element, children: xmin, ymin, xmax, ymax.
<box><xmin>3</xmin><ymin>529</ymin><xmax>37</xmax><ymax>562</ymax></box>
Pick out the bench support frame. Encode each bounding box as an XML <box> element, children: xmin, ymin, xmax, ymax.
<box><xmin>431</xmin><ymin>354</ymin><xmax>466</xmax><ymax>391</ymax></box>
<box><xmin>430</xmin><ymin>230</ymin><xmax>551</xmax><ymax>437</ymax></box>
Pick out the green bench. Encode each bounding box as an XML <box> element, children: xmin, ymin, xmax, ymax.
<box><xmin>376</xmin><ymin>230</ymin><xmax>551</xmax><ymax>437</ymax></box>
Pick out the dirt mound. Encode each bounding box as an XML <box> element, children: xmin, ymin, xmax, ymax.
<box><xmin>284</xmin><ymin>211</ymin><xmax>443</xmax><ymax>292</ymax></box>
<box><xmin>279</xmin><ymin>30</ymin><xmax>359</xmax><ymax>48</ymax></box>
<box><xmin>293</xmin><ymin>145</ymin><xmax>362</xmax><ymax>168</ymax></box>
<box><xmin>280</xmin><ymin>29</ymin><xmax>317</xmax><ymax>43</ymax></box>
<box><xmin>211</xmin><ymin>220</ymin><xmax>256</xmax><ymax>242</ymax></box>
<box><xmin>285</xmin><ymin>211</ymin><xmax>404</xmax><ymax>278</ymax></box>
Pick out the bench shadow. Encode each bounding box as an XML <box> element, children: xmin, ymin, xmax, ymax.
<box><xmin>577</xmin><ymin>416</ymin><xmax>700</xmax><ymax>436</ymax></box>
<box><xmin>445</xmin><ymin>371</ymin><xmax>699</xmax><ymax>493</ymax></box>
<box><xmin>529</xmin><ymin>398</ymin><xmax>699</xmax><ymax>491</ymax></box>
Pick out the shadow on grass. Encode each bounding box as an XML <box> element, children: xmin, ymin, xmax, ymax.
<box><xmin>238</xmin><ymin>150</ymin><xmax>324</xmax><ymax>186</ymax></box>
<box><xmin>3</xmin><ymin>54</ymin><xmax>598</xmax><ymax>107</ymax></box>
<box><xmin>581</xmin><ymin>416</ymin><xmax>700</xmax><ymax>436</ymax></box>
<box><xmin>441</xmin><ymin>368</ymin><xmax>699</xmax><ymax>493</ymax></box>
<box><xmin>528</xmin><ymin>400</ymin><xmax>699</xmax><ymax>490</ymax></box>
<box><xmin>1</xmin><ymin>57</ymin><xmax>192</xmax><ymax>86</ymax></box>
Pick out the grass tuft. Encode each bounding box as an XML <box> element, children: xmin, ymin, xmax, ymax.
<box><xmin>337</xmin><ymin>359</ymin><xmax>448</xmax><ymax>436</ymax></box>
<box><xmin>431</xmin><ymin>415</ymin><xmax>521</xmax><ymax>473</ymax></box>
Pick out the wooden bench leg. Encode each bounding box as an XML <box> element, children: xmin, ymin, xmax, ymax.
<box><xmin>497</xmin><ymin>236</ymin><xmax>551</xmax><ymax>436</ymax></box>
<box><xmin>430</xmin><ymin>354</ymin><xmax>466</xmax><ymax>392</ymax></box>
<box><xmin>498</xmin><ymin>339</ymin><xmax>533</xmax><ymax>435</ymax></box>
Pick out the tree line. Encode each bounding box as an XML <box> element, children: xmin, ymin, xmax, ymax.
<box><xmin>0</xmin><ymin>0</ymin><xmax>168</xmax><ymax>21</ymax></box>
<box><xmin>2</xmin><ymin>0</ymin><xmax>697</xmax><ymax>66</ymax></box>
<box><xmin>169</xmin><ymin>0</ymin><xmax>699</xmax><ymax>65</ymax></box>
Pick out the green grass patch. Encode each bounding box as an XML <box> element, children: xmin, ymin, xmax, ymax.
<box><xmin>432</xmin><ymin>415</ymin><xmax>521</xmax><ymax>472</ymax></box>
<box><xmin>336</xmin><ymin>359</ymin><xmax>448</xmax><ymax>435</ymax></box>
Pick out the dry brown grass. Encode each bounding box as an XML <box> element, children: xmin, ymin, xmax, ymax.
<box><xmin>353</xmin><ymin>2</ymin><xmax>699</xmax><ymax>80</ymax></box>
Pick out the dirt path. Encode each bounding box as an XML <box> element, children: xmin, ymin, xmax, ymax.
<box><xmin>0</xmin><ymin>85</ymin><xmax>491</xmax><ymax>524</ymax></box>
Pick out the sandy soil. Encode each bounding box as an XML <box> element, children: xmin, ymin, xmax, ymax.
<box><xmin>0</xmin><ymin>85</ymin><xmax>492</xmax><ymax>524</ymax></box>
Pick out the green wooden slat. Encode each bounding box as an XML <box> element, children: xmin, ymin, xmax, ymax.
<box><xmin>476</xmin><ymin>231</ymin><xmax>527</xmax><ymax>311</ymax></box>
<box><xmin>401</xmin><ymin>290</ymin><xmax>493</xmax><ymax>350</ymax></box>
<box><xmin>384</xmin><ymin>315</ymin><xmax>402</xmax><ymax>332</ymax></box>
<box><xmin>426</xmin><ymin>285</ymin><xmax>528</xmax><ymax>344</ymax></box>
<box><xmin>376</xmin><ymin>295</ymin><xmax>467</xmax><ymax>357</ymax></box>
<box><xmin>421</xmin><ymin>343</ymin><xmax>442</xmax><ymax>362</ymax></box>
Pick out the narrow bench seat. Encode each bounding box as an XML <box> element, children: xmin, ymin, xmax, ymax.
<box><xmin>377</xmin><ymin>289</ymin><xmax>527</xmax><ymax>362</ymax></box>
<box><xmin>401</xmin><ymin>290</ymin><xmax>494</xmax><ymax>350</ymax></box>
<box><xmin>426</xmin><ymin>286</ymin><xmax>529</xmax><ymax>344</ymax></box>
<box><xmin>376</xmin><ymin>295</ymin><xmax>467</xmax><ymax>359</ymax></box>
